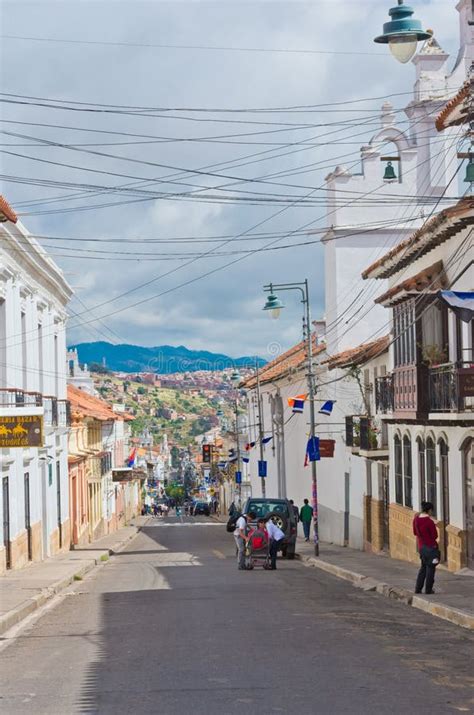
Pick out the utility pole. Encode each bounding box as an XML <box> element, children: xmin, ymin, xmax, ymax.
<box><xmin>255</xmin><ymin>358</ymin><xmax>266</xmax><ymax>498</ymax></box>
<box><xmin>234</xmin><ymin>395</ymin><xmax>242</xmax><ymax>508</ymax></box>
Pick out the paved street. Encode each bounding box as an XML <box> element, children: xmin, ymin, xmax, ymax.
<box><xmin>1</xmin><ymin>516</ymin><xmax>474</xmax><ymax>715</ymax></box>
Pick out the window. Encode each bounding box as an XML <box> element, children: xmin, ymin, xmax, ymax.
<box><xmin>439</xmin><ymin>439</ymin><xmax>449</xmax><ymax>525</ymax></box>
<box><xmin>426</xmin><ymin>437</ymin><xmax>437</xmax><ymax>517</ymax></box>
<box><xmin>394</xmin><ymin>435</ymin><xmax>403</xmax><ymax>505</ymax></box>
<box><xmin>417</xmin><ymin>438</ymin><xmax>426</xmax><ymax>505</ymax></box>
<box><xmin>394</xmin><ymin>300</ymin><xmax>416</xmax><ymax>367</ymax></box>
<box><xmin>403</xmin><ymin>436</ymin><xmax>413</xmax><ymax>508</ymax></box>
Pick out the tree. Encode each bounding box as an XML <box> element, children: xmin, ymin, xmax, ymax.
<box><xmin>137</xmin><ymin>386</ymin><xmax>147</xmax><ymax>395</ymax></box>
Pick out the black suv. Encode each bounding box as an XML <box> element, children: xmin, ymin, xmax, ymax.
<box><xmin>241</xmin><ymin>498</ymin><xmax>297</xmax><ymax>559</ymax></box>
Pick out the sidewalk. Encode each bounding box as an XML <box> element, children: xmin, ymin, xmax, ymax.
<box><xmin>297</xmin><ymin>538</ymin><xmax>474</xmax><ymax>631</ymax></box>
<box><xmin>0</xmin><ymin>518</ymin><xmax>149</xmax><ymax>636</ymax></box>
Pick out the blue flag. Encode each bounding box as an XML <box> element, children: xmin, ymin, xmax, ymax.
<box><xmin>292</xmin><ymin>398</ymin><xmax>305</xmax><ymax>414</ymax></box>
<box><xmin>319</xmin><ymin>400</ymin><xmax>334</xmax><ymax>416</ymax></box>
<box><xmin>261</xmin><ymin>436</ymin><xmax>273</xmax><ymax>445</ymax></box>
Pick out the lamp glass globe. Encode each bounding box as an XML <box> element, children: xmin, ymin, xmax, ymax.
<box><xmin>271</xmin><ymin>307</ymin><xmax>281</xmax><ymax>320</ymax></box>
<box><xmin>388</xmin><ymin>36</ymin><xmax>418</xmax><ymax>63</ymax></box>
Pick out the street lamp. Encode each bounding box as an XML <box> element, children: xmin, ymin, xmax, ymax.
<box><xmin>262</xmin><ymin>279</ymin><xmax>320</xmax><ymax>556</ymax></box>
<box><xmin>263</xmin><ymin>289</ymin><xmax>286</xmax><ymax>320</ymax></box>
<box><xmin>374</xmin><ymin>0</ymin><xmax>432</xmax><ymax>64</ymax></box>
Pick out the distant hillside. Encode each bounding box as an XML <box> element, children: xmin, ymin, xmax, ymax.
<box><xmin>70</xmin><ymin>342</ymin><xmax>266</xmax><ymax>374</ymax></box>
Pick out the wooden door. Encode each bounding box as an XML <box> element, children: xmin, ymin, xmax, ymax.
<box><xmin>465</xmin><ymin>440</ymin><xmax>474</xmax><ymax>570</ymax></box>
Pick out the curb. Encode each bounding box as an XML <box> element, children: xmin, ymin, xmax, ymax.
<box><xmin>297</xmin><ymin>553</ymin><xmax>473</xmax><ymax>631</ymax></box>
<box><xmin>0</xmin><ymin>527</ymin><xmax>139</xmax><ymax>637</ymax></box>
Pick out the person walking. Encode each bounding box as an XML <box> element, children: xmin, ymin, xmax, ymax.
<box><xmin>234</xmin><ymin>512</ymin><xmax>256</xmax><ymax>570</ymax></box>
<box><xmin>265</xmin><ymin>517</ymin><xmax>285</xmax><ymax>570</ymax></box>
<box><xmin>413</xmin><ymin>501</ymin><xmax>440</xmax><ymax>595</ymax></box>
<box><xmin>300</xmin><ymin>499</ymin><xmax>313</xmax><ymax>542</ymax></box>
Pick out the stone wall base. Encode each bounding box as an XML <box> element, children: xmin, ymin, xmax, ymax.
<box><xmin>9</xmin><ymin>530</ymin><xmax>30</xmax><ymax>571</ymax></box>
<box><xmin>50</xmin><ymin>520</ymin><xmax>71</xmax><ymax>557</ymax></box>
<box><xmin>368</xmin><ymin>499</ymin><xmax>385</xmax><ymax>552</ymax></box>
<box><xmin>389</xmin><ymin>503</ymin><xmax>418</xmax><ymax>565</ymax></box>
<box><xmin>446</xmin><ymin>524</ymin><xmax>467</xmax><ymax>572</ymax></box>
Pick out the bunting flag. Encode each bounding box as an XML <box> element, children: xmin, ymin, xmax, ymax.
<box><xmin>242</xmin><ymin>456</ymin><xmax>250</xmax><ymax>464</ymax></box>
<box><xmin>287</xmin><ymin>393</ymin><xmax>307</xmax><ymax>409</ymax></box>
<box><xmin>228</xmin><ymin>449</ymin><xmax>238</xmax><ymax>463</ymax></box>
<box><xmin>292</xmin><ymin>398</ymin><xmax>305</xmax><ymax>414</ymax></box>
<box><xmin>319</xmin><ymin>400</ymin><xmax>335</xmax><ymax>416</ymax></box>
<box><xmin>245</xmin><ymin>441</ymin><xmax>256</xmax><ymax>451</ymax></box>
<box><xmin>261</xmin><ymin>436</ymin><xmax>273</xmax><ymax>445</ymax></box>
<box><xmin>304</xmin><ymin>436</ymin><xmax>320</xmax><ymax>466</ymax></box>
<box><xmin>127</xmin><ymin>447</ymin><xmax>137</xmax><ymax>468</ymax></box>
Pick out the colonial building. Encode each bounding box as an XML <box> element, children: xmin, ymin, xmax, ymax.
<box><xmin>0</xmin><ymin>196</ymin><xmax>73</xmax><ymax>572</ymax></box>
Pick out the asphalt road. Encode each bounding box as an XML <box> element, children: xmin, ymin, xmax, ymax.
<box><xmin>1</xmin><ymin>515</ymin><xmax>474</xmax><ymax>715</ymax></box>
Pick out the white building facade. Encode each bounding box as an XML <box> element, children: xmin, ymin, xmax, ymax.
<box><xmin>0</xmin><ymin>197</ymin><xmax>73</xmax><ymax>572</ymax></box>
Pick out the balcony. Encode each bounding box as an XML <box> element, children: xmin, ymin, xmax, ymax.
<box><xmin>429</xmin><ymin>363</ymin><xmax>474</xmax><ymax>414</ymax></box>
<box><xmin>375</xmin><ymin>375</ymin><xmax>393</xmax><ymax>414</ymax></box>
<box><xmin>43</xmin><ymin>396</ymin><xmax>58</xmax><ymax>428</ymax></box>
<box><xmin>0</xmin><ymin>388</ymin><xmax>42</xmax><ymax>407</ymax></box>
<box><xmin>57</xmin><ymin>400</ymin><xmax>71</xmax><ymax>427</ymax></box>
<box><xmin>345</xmin><ymin>415</ymin><xmax>388</xmax><ymax>459</ymax></box>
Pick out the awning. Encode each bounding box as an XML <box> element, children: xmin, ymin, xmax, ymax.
<box><xmin>438</xmin><ymin>290</ymin><xmax>474</xmax><ymax>323</ymax></box>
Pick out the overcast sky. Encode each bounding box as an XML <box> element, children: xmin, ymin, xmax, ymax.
<box><xmin>0</xmin><ymin>0</ymin><xmax>461</xmax><ymax>359</ymax></box>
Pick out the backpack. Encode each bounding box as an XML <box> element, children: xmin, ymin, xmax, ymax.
<box><xmin>226</xmin><ymin>513</ymin><xmax>242</xmax><ymax>533</ymax></box>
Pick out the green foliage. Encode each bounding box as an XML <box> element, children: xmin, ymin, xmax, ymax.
<box><xmin>166</xmin><ymin>485</ymin><xmax>185</xmax><ymax>503</ymax></box>
<box><xmin>137</xmin><ymin>386</ymin><xmax>147</xmax><ymax>395</ymax></box>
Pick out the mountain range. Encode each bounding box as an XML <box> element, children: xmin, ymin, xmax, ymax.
<box><xmin>70</xmin><ymin>342</ymin><xmax>266</xmax><ymax>374</ymax></box>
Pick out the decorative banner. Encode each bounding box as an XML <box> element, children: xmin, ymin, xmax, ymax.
<box><xmin>319</xmin><ymin>400</ymin><xmax>335</xmax><ymax>416</ymax></box>
<box><xmin>287</xmin><ymin>394</ymin><xmax>307</xmax><ymax>409</ymax></box>
<box><xmin>261</xmin><ymin>436</ymin><xmax>273</xmax><ymax>445</ymax></box>
<box><xmin>242</xmin><ymin>456</ymin><xmax>250</xmax><ymax>464</ymax></box>
<box><xmin>458</xmin><ymin>367</ymin><xmax>474</xmax><ymax>398</ymax></box>
<box><xmin>127</xmin><ymin>447</ymin><xmax>137</xmax><ymax>467</ymax></box>
<box><xmin>292</xmin><ymin>398</ymin><xmax>305</xmax><ymax>414</ymax></box>
<box><xmin>235</xmin><ymin>471</ymin><xmax>242</xmax><ymax>485</ymax></box>
<box><xmin>245</xmin><ymin>441</ymin><xmax>256</xmax><ymax>451</ymax></box>
<box><xmin>305</xmin><ymin>436</ymin><xmax>320</xmax><ymax>466</ymax></box>
<box><xmin>319</xmin><ymin>439</ymin><xmax>336</xmax><ymax>458</ymax></box>
<box><xmin>258</xmin><ymin>460</ymin><xmax>267</xmax><ymax>478</ymax></box>
<box><xmin>0</xmin><ymin>415</ymin><xmax>43</xmax><ymax>448</ymax></box>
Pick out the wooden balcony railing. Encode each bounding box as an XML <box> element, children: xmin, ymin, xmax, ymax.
<box><xmin>0</xmin><ymin>388</ymin><xmax>42</xmax><ymax>407</ymax></box>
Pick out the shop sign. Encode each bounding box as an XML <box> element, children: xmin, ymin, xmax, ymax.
<box><xmin>0</xmin><ymin>415</ymin><xmax>43</xmax><ymax>447</ymax></box>
<box><xmin>458</xmin><ymin>367</ymin><xmax>474</xmax><ymax>398</ymax></box>
<box><xmin>319</xmin><ymin>439</ymin><xmax>336</xmax><ymax>458</ymax></box>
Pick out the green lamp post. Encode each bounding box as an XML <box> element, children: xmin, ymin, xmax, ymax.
<box><xmin>374</xmin><ymin>0</ymin><xmax>432</xmax><ymax>64</ymax></box>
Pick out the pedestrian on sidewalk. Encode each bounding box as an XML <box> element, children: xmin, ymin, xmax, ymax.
<box><xmin>265</xmin><ymin>517</ymin><xmax>285</xmax><ymax>570</ymax></box>
<box><xmin>234</xmin><ymin>512</ymin><xmax>256</xmax><ymax>570</ymax></box>
<box><xmin>413</xmin><ymin>501</ymin><xmax>440</xmax><ymax>595</ymax></box>
<box><xmin>289</xmin><ymin>499</ymin><xmax>299</xmax><ymax>536</ymax></box>
<box><xmin>300</xmin><ymin>499</ymin><xmax>313</xmax><ymax>542</ymax></box>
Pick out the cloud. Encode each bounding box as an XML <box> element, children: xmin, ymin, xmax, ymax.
<box><xmin>0</xmin><ymin>0</ymin><xmax>462</xmax><ymax>356</ymax></box>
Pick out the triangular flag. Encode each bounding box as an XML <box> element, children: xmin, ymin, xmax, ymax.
<box><xmin>319</xmin><ymin>400</ymin><xmax>335</xmax><ymax>416</ymax></box>
<box><xmin>261</xmin><ymin>436</ymin><xmax>273</xmax><ymax>445</ymax></box>
<box><xmin>245</xmin><ymin>441</ymin><xmax>256</xmax><ymax>451</ymax></box>
<box><xmin>287</xmin><ymin>393</ymin><xmax>307</xmax><ymax>409</ymax></box>
<box><xmin>242</xmin><ymin>456</ymin><xmax>250</xmax><ymax>464</ymax></box>
<box><xmin>292</xmin><ymin>398</ymin><xmax>305</xmax><ymax>414</ymax></box>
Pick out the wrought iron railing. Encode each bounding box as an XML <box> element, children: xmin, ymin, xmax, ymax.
<box><xmin>57</xmin><ymin>399</ymin><xmax>71</xmax><ymax>427</ymax></box>
<box><xmin>429</xmin><ymin>362</ymin><xmax>474</xmax><ymax>412</ymax></box>
<box><xmin>346</xmin><ymin>415</ymin><xmax>388</xmax><ymax>451</ymax></box>
<box><xmin>43</xmin><ymin>396</ymin><xmax>58</xmax><ymax>427</ymax></box>
<box><xmin>375</xmin><ymin>375</ymin><xmax>393</xmax><ymax>414</ymax></box>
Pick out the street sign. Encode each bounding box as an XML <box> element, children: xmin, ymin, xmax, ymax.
<box><xmin>459</xmin><ymin>367</ymin><xmax>474</xmax><ymax>398</ymax></box>
<box><xmin>258</xmin><ymin>460</ymin><xmax>267</xmax><ymax>478</ymax></box>
<box><xmin>0</xmin><ymin>415</ymin><xmax>43</xmax><ymax>448</ymax></box>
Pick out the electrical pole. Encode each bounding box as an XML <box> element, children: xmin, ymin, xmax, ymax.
<box><xmin>255</xmin><ymin>358</ymin><xmax>266</xmax><ymax>498</ymax></box>
<box><xmin>235</xmin><ymin>395</ymin><xmax>242</xmax><ymax>509</ymax></box>
<box><xmin>303</xmin><ymin>279</ymin><xmax>319</xmax><ymax>557</ymax></box>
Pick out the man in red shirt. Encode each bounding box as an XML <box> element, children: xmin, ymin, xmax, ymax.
<box><xmin>413</xmin><ymin>501</ymin><xmax>440</xmax><ymax>594</ymax></box>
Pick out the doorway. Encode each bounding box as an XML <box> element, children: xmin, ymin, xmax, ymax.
<box><xmin>24</xmin><ymin>472</ymin><xmax>32</xmax><ymax>560</ymax></box>
<box><xmin>382</xmin><ymin>464</ymin><xmax>390</xmax><ymax>551</ymax></box>
<box><xmin>2</xmin><ymin>476</ymin><xmax>11</xmax><ymax>569</ymax></box>
<box><xmin>56</xmin><ymin>461</ymin><xmax>62</xmax><ymax>549</ymax></box>
<box><xmin>464</xmin><ymin>439</ymin><xmax>474</xmax><ymax>570</ymax></box>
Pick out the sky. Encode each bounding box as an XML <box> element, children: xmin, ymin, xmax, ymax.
<box><xmin>0</xmin><ymin>0</ymin><xmax>462</xmax><ymax>359</ymax></box>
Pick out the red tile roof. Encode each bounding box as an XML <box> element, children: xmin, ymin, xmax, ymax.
<box><xmin>436</xmin><ymin>80</ymin><xmax>472</xmax><ymax>131</ymax></box>
<box><xmin>68</xmin><ymin>384</ymin><xmax>121</xmax><ymax>421</ymax></box>
<box><xmin>374</xmin><ymin>260</ymin><xmax>447</xmax><ymax>306</ymax></box>
<box><xmin>323</xmin><ymin>335</ymin><xmax>390</xmax><ymax>370</ymax></box>
<box><xmin>241</xmin><ymin>336</ymin><xmax>325</xmax><ymax>389</ymax></box>
<box><xmin>362</xmin><ymin>198</ymin><xmax>474</xmax><ymax>280</ymax></box>
<box><xmin>0</xmin><ymin>195</ymin><xmax>18</xmax><ymax>224</ymax></box>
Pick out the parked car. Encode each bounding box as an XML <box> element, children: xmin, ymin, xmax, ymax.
<box><xmin>193</xmin><ymin>501</ymin><xmax>210</xmax><ymax>516</ymax></box>
<box><xmin>241</xmin><ymin>498</ymin><xmax>297</xmax><ymax>559</ymax></box>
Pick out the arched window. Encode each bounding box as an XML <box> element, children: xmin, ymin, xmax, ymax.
<box><xmin>403</xmin><ymin>436</ymin><xmax>412</xmax><ymax>508</ymax></box>
<box><xmin>417</xmin><ymin>438</ymin><xmax>426</xmax><ymax>505</ymax></box>
<box><xmin>426</xmin><ymin>437</ymin><xmax>437</xmax><ymax>517</ymax></box>
<box><xmin>394</xmin><ymin>435</ymin><xmax>403</xmax><ymax>505</ymax></box>
<box><xmin>439</xmin><ymin>438</ymin><xmax>449</xmax><ymax>526</ymax></box>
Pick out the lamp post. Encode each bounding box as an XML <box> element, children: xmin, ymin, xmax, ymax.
<box><xmin>374</xmin><ymin>0</ymin><xmax>432</xmax><ymax>64</ymax></box>
<box><xmin>231</xmin><ymin>371</ymin><xmax>242</xmax><ymax>508</ymax></box>
<box><xmin>262</xmin><ymin>280</ymin><xmax>320</xmax><ymax>556</ymax></box>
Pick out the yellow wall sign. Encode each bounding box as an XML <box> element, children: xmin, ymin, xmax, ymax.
<box><xmin>0</xmin><ymin>415</ymin><xmax>44</xmax><ymax>448</ymax></box>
